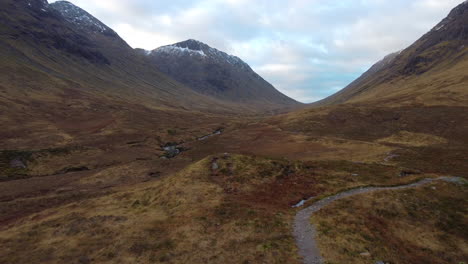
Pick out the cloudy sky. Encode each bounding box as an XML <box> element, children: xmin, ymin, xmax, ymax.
<box><xmin>51</xmin><ymin>0</ymin><xmax>463</xmax><ymax>103</ymax></box>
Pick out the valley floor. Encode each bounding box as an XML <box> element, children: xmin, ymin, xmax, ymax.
<box><xmin>1</xmin><ymin>104</ymin><xmax>467</xmax><ymax>264</ymax></box>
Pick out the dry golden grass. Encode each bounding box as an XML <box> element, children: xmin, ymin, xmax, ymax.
<box><xmin>348</xmin><ymin>48</ymin><xmax>468</xmax><ymax>107</ymax></box>
<box><xmin>304</xmin><ymin>136</ymin><xmax>394</xmax><ymax>163</ymax></box>
<box><xmin>1</xmin><ymin>151</ymin><xmax>437</xmax><ymax>264</ymax></box>
<box><xmin>0</xmin><ymin>158</ymin><xmax>223</xmax><ymax>264</ymax></box>
<box><xmin>376</xmin><ymin>131</ymin><xmax>448</xmax><ymax>147</ymax></box>
<box><xmin>311</xmin><ymin>181</ymin><xmax>468</xmax><ymax>264</ymax></box>
<box><xmin>0</xmin><ymin>156</ymin><xmax>303</xmax><ymax>264</ymax></box>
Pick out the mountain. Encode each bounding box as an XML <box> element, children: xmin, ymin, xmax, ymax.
<box><xmin>0</xmin><ymin>0</ymin><xmax>298</xmax><ymax>149</ymax></box>
<box><xmin>276</xmin><ymin>1</ymin><xmax>468</xmax><ymax>179</ymax></box>
<box><xmin>49</xmin><ymin>1</ymin><xmax>118</xmax><ymax>37</ymax></box>
<box><xmin>146</xmin><ymin>39</ymin><xmax>300</xmax><ymax>108</ymax></box>
<box><xmin>0</xmin><ymin>0</ymin><xmax>223</xmax><ymax>106</ymax></box>
<box><xmin>314</xmin><ymin>1</ymin><xmax>468</xmax><ymax>107</ymax></box>
<box><xmin>313</xmin><ymin>51</ymin><xmax>401</xmax><ymax>106</ymax></box>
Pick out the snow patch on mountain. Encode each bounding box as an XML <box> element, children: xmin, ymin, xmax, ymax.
<box><xmin>49</xmin><ymin>1</ymin><xmax>111</xmax><ymax>33</ymax></box>
<box><xmin>25</xmin><ymin>0</ymin><xmax>48</xmax><ymax>10</ymax></box>
<box><xmin>156</xmin><ymin>45</ymin><xmax>207</xmax><ymax>57</ymax></box>
<box><xmin>434</xmin><ymin>24</ymin><xmax>445</xmax><ymax>31</ymax></box>
<box><xmin>152</xmin><ymin>39</ymin><xmax>250</xmax><ymax>71</ymax></box>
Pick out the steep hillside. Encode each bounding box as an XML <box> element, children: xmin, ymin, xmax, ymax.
<box><xmin>0</xmin><ymin>0</ymin><xmax>293</xmax><ymax>149</ymax></box>
<box><xmin>314</xmin><ymin>1</ymin><xmax>468</xmax><ymax>107</ymax></box>
<box><xmin>273</xmin><ymin>1</ymin><xmax>468</xmax><ymax>178</ymax></box>
<box><xmin>313</xmin><ymin>51</ymin><xmax>401</xmax><ymax>106</ymax></box>
<box><xmin>1</xmin><ymin>0</ymin><xmax>218</xmax><ymax>107</ymax></box>
<box><xmin>146</xmin><ymin>39</ymin><xmax>300</xmax><ymax>108</ymax></box>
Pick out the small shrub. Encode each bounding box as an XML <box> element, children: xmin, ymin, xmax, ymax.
<box><xmin>167</xmin><ymin>129</ymin><xmax>177</xmax><ymax>135</ymax></box>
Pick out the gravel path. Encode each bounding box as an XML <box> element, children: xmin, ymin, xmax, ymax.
<box><xmin>293</xmin><ymin>176</ymin><xmax>464</xmax><ymax>264</ymax></box>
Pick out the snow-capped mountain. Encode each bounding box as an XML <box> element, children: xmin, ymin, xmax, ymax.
<box><xmin>146</xmin><ymin>39</ymin><xmax>298</xmax><ymax>106</ymax></box>
<box><xmin>49</xmin><ymin>1</ymin><xmax>116</xmax><ymax>36</ymax></box>
<box><xmin>150</xmin><ymin>39</ymin><xmax>250</xmax><ymax>71</ymax></box>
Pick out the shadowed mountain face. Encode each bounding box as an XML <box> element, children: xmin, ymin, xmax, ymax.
<box><xmin>0</xmin><ymin>0</ymin><xmax>218</xmax><ymax>105</ymax></box>
<box><xmin>49</xmin><ymin>1</ymin><xmax>119</xmax><ymax>37</ymax></box>
<box><xmin>0</xmin><ymin>0</ymin><xmax>246</xmax><ymax>150</ymax></box>
<box><xmin>314</xmin><ymin>1</ymin><xmax>468</xmax><ymax>107</ymax></box>
<box><xmin>1</xmin><ymin>0</ymin><xmax>299</xmax><ymax>115</ymax></box>
<box><xmin>0</xmin><ymin>0</ymin><xmax>302</xmax><ymax>148</ymax></box>
<box><xmin>146</xmin><ymin>39</ymin><xmax>300</xmax><ymax>107</ymax></box>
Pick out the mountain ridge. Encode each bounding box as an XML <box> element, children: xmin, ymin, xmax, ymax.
<box><xmin>1</xmin><ymin>0</ymin><xmax>300</xmax><ymax>114</ymax></box>
<box><xmin>313</xmin><ymin>0</ymin><xmax>468</xmax><ymax>107</ymax></box>
<box><xmin>146</xmin><ymin>39</ymin><xmax>301</xmax><ymax>107</ymax></box>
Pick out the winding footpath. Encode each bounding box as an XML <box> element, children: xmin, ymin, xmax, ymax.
<box><xmin>293</xmin><ymin>176</ymin><xmax>464</xmax><ymax>264</ymax></box>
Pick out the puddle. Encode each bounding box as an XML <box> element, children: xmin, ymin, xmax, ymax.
<box><xmin>161</xmin><ymin>128</ymin><xmax>224</xmax><ymax>159</ymax></box>
<box><xmin>292</xmin><ymin>196</ymin><xmax>315</xmax><ymax>208</ymax></box>
<box><xmin>161</xmin><ymin>143</ymin><xmax>184</xmax><ymax>159</ymax></box>
<box><xmin>384</xmin><ymin>152</ymin><xmax>399</xmax><ymax>162</ymax></box>
<box><xmin>197</xmin><ymin>128</ymin><xmax>223</xmax><ymax>141</ymax></box>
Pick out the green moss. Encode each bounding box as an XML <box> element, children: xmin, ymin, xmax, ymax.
<box><xmin>0</xmin><ymin>147</ymin><xmax>79</xmax><ymax>181</ymax></box>
<box><xmin>167</xmin><ymin>129</ymin><xmax>177</xmax><ymax>135</ymax></box>
<box><xmin>0</xmin><ymin>150</ymin><xmax>33</xmax><ymax>181</ymax></box>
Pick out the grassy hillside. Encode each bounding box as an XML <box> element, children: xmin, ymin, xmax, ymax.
<box><xmin>0</xmin><ymin>153</ymin><xmax>441</xmax><ymax>264</ymax></box>
<box><xmin>314</xmin><ymin>1</ymin><xmax>468</xmax><ymax>107</ymax></box>
<box><xmin>312</xmin><ymin>181</ymin><xmax>467</xmax><ymax>264</ymax></box>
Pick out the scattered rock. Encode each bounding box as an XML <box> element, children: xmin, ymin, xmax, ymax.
<box><xmin>375</xmin><ymin>261</ymin><xmax>385</xmax><ymax>264</ymax></box>
<box><xmin>78</xmin><ymin>255</ymin><xmax>91</xmax><ymax>264</ymax></box>
<box><xmin>360</xmin><ymin>252</ymin><xmax>371</xmax><ymax>257</ymax></box>
<box><xmin>163</xmin><ymin>145</ymin><xmax>180</xmax><ymax>158</ymax></box>
<box><xmin>351</xmin><ymin>173</ymin><xmax>359</xmax><ymax>177</ymax></box>
<box><xmin>212</xmin><ymin>161</ymin><xmax>219</xmax><ymax>170</ymax></box>
<box><xmin>57</xmin><ymin>166</ymin><xmax>90</xmax><ymax>174</ymax></box>
<box><xmin>9</xmin><ymin>158</ymin><xmax>27</xmax><ymax>169</ymax></box>
<box><xmin>148</xmin><ymin>171</ymin><xmax>161</xmax><ymax>178</ymax></box>
<box><xmin>399</xmin><ymin>169</ymin><xmax>421</xmax><ymax>177</ymax></box>
<box><xmin>161</xmin><ymin>143</ymin><xmax>186</xmax><ymax>159</ymax></box>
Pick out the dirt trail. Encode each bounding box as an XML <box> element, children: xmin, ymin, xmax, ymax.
<box><xmin>293</xmin><ymin>176</ymin><xmax>464</xmax><ymax>264</ymax></box>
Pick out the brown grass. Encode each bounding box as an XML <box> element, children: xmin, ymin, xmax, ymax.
<box><xmin>0</xmin><ymin>156</ymin><xmax>301</xmax><ymax>264</ymax></box>
<box><xmin>376</xmin><ymin>131</ymin><xmax>448</xmax><ymax>147</ymax></box>
<box><xmin>311</xmin><ymin>181</ymin><xmax>468</xmax><ymax>264</ymax></box>
<box><xmin>0</xmin><ymin>151</ymin><xmax>439</xmax><ymax>264</ymax></box>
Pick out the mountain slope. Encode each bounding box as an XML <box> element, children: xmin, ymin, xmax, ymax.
<box><xmin>146</xmin><ymin>39</ymin><xmax>300</xmax><ymax>108</ymax></box>
<box><xmin>274</xmin><ymin>1</ymin><xmax>468</xmax><ymax>179</ymax></box>
<box><xmin>0</xmin><ymin>0</ymin><xmax>292</xmax><ymax>149</ymax></box>
<box><xmin>313</xmin><ymin>51</ymin><xmax>401</xmax><ymax>106</ymax></box>
<box><xmin>314</xmin><ymin>1</ymin><xmax>468</xmax><ymax>107</ymax></box>
<box><xmin>0</xmin><ymin>0</ymin><xmax>228</xmax><ymax>108</ymax></box>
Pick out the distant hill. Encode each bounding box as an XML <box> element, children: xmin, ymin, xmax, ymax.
<box><xmin>146</xmin><ymin>39</ymin><xmax>300</xmax><ymax>108</ymax></box>
<box><xmin>0</xmin><ymin>0</ymin><xmax>302</xmax><ymax>148</ymax></box>
<box><xmin>313</xmin><ymin>1</ymin><xmax>468</xmax><ymax>107</ymax></box>
<box><xmin>0</xmin><ymin>0</ymin><xmax>231</xmax><ymax>148</ymax></box>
